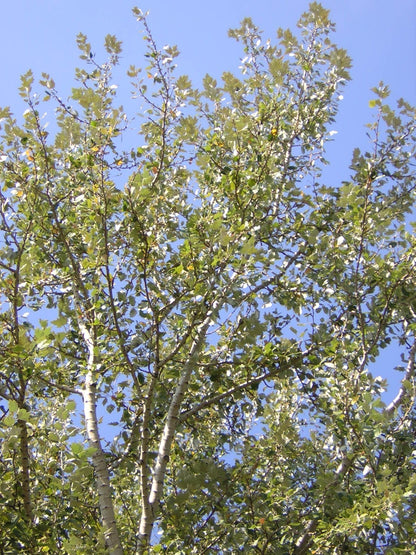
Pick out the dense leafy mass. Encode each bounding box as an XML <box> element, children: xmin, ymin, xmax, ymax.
<box><xmin>0</xmin><ymin>3</ymin><xmax>415</xmax><ymax>553</ymax></box>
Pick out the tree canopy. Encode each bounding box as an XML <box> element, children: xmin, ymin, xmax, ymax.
<box><xmin>0</xmin><ymin>3</ymin><xmax>415</xmax><ymax>553</ymax></box>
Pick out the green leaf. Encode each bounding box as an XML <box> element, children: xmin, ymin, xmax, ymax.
<box><xmin>240</xmin><ymin>236</ymin><xmax>256</xmax><ymax>255</ymax></box>
<box><xmin>3</xmin><ymin>415</ymin><xmax>15</xmax><ymax>427</ymax></box>
<box><xmin>17</xmin><ymin>408</ymin><xmax>30</xmax><ymax>422</ymax></box>
<box><xmin>8</xmin><ymin>400</ymin><xmax>18</xmax><ymax>414</ymax></box>
<box><xmin>70</xmin><ymin>443</ymin><xmax>84</xmax><ymax>456</ymax></box>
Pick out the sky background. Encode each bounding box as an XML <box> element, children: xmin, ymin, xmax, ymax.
<box><xmin>0</xmin><ymin>0</ymin><xmax>415</xmax><ymax>400</ymax></box>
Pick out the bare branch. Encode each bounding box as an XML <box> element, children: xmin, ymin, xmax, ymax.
<box><xmin>38</xmin><ymin>375</ymin><xmax>82</xmax><ymax>396</ymax></box>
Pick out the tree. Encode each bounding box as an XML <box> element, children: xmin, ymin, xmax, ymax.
<box><xmin>0</xmin><ymin>3</ymin><xmax>415</xmax><ymax>553</ymax></box>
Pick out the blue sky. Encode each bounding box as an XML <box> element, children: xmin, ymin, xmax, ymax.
<box><xmin>1</xmin><ymin>0</ymin><xmax>415</xmax><ymax>400</ymax></box>
<box><xmin>1</xmin><ymin>1</ymin><xmax>415</xmax><ymax>110</ymax></box>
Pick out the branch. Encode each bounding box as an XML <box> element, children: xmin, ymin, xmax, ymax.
<box><xmin>179</xmin><ymin>349</ymin><xmax>309</xmax><ymax>422</ymax></box>
<box><xmin>293</xmin><ymin>520</ymin><xmax>318</xmax><ymax>555</ymax></box>
<box><xmin>179</xmin><ymin>368</ymin><xmax>276</xmax><ymax>422</ymax></box>
<box><xmin>293</xmin><ymin>455</ymin><xmax>353</xmax><ymax>554</ymax></box>
<box><xmin>38</xmin><ymin>375</ymin><xmax>82</xmax><ymax>396</ymax></box>
<box><xmin>158</xmin><ymin>312</ymin><xmax>201</xmax><ymax>369</ymax></box>
<box><xmin>0</xmin><ymin>260</ymin><xmax>16</xmax><ymax>273</ymax></box>
<box><xmin>138</xmin><ymin>314</ymin><xmax>212</xmax><ymax>551</ymax></box>
<box><xmin>295</xmin><ymin>338</ymin><xmax>416</xmax><ymax>553</ymax></box>
<box><xmin>385</xmin><ymin>335</ymin><xmax>416</xmax><ymax>415</ymax></box>
<box><xmin>100</xmin><ymin>173</ymin><xmax>143</xmax><ymax>393</ymax></box>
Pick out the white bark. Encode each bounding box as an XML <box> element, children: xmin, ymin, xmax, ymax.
<box><xmin>138</xmin><ymin>315</ymin><xmax>212</xmax><ymax>549</ymax></box>
<box><xmin>138</xmin><ymin>375</ymin><xmax>157</xmax><ymax>550</ymax></box>
<box><xmin>80</xmin><ymin>320</ymin><xmax>124</xmax><ymax>555</ymax></box>
<box><xmin>385</xmin><ymin>335</ymin><xmax>416</xmax><ymax>415</ymax></box>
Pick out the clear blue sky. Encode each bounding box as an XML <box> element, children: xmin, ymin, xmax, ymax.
<box><xmin>1</xmin><ymin>0</ymin><xmax>415</xmax><ymax>400</ymax></box>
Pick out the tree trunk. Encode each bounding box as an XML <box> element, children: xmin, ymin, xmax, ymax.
<box><xmin>80</xmin><ymin>317</ymin><xmax>124</xmax><ymax>555</ymax></box>
<box><xmin>83</xmin><ymin>373</ymin><xmax>124</xmax><ymax>555</ymax></box>
<box><xmin>138</xmin><ymin>317</ymin><xmax>211</xmax><ymax>551</ymax></box>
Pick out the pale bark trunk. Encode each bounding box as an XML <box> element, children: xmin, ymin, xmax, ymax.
<box><xmin>137</xmin><ymin>375</ymin><xmax>157</xmax><ymax>551</ymax></box>
<box><xmin>137</xmin><ymin>317</ymin><xmax>211</xmax><ymax>551</ymax></box>
<box><xmin>80</xmin><ymin>321</ymin><xmax>124</xmax><ymax>555</ymax></box>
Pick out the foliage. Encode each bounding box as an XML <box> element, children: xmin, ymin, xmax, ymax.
<box><xmin>0</xmin><ymin>3</ymin><xmax>415</xmax><ymax>553</ymax></box>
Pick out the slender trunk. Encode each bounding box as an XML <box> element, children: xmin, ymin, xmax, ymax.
<box><xmin>79</xmin><ymin>318</ymin><xmax>123</xmax><ymax>555</ymax></box>
<box><xmin>83</xmin><ymin>374</ymin><xmax>123</xmax><ymax>555</ymax></box>
<box><xmin>138</xmin><ymin>375</ymin><xmax>158</xmax><ymax>550</ymax></box>
<box><xmin>138</xmin><ymin>317</ymin><xmax>211</xmax><ymax>551</ymax></box>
